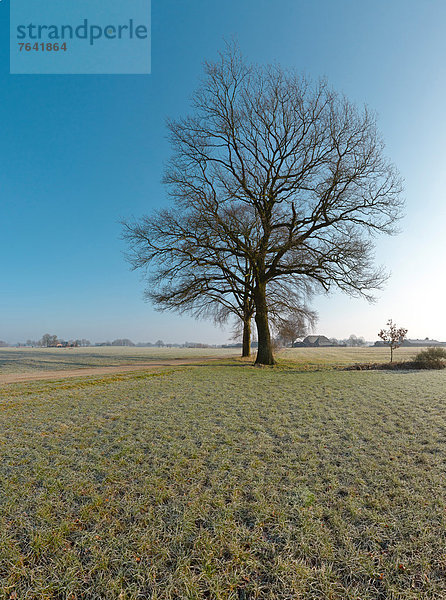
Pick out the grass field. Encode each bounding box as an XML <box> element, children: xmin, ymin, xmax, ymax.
<box><xmin>0</xmin><ymin>345</ymin><xmax>422</xmax><ymax>375</ymax></box>
<box><xmin>280</xmin><ymin>346</ymin><xmax>422</xmax><ymax>368</ymax></box>
<box><xmin>0</xmin><ymin>349</ymin><xmax>445</xmax><ymax>599</ymax></box>
<box><xmin>0</xmin><ymin>347</ymin><xmax>236</xmax><ymax>375</ymax></box>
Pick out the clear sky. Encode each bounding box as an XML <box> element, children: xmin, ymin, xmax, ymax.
<box><xmin>1</xmin><ymin>0</ymin><xmax>446</xmax><ymax>344</ymax></box>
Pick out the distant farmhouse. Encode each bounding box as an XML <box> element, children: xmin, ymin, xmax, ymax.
<box><xmin>374</xmin><ymin>338</ymin><xmax>446</xmax><ymax>348</ymax></box>
<box><xmin>293</xmin><ymin>335</ymin><xmax>340</xmax><ymax>348</ymax></box>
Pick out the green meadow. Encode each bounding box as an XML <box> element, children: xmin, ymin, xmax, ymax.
<box><xmin>0</xmin><ymin>349</ymin><xmax>445</xmax><ymax>599</ymax></box>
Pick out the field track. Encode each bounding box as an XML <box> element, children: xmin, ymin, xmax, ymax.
<box><xmin>0</xmin><ymin>356</ymin><xmax>229</xmax><ymax>385</ymax></box>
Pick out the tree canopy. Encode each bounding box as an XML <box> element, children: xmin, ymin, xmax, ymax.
<box><xmin>124</xmin><ymin>44</ymin><xmax>403</xmax><ymax>364</ymax></box>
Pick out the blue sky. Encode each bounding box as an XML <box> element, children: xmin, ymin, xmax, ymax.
<box><xmin>1</xmin><ymin>0</ymin><xmax>446</xmax><ymax>344</ymax></box>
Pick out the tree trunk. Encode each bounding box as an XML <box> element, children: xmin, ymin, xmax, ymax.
<box><xmin>241</xmin><ymin>319</ymin><xmax>251</xmax><ymax>357</ymax></box>
<box><xmin>254</xmin><ymin>283</ymin><xmax>275</xmax><ymax>365</ymax></box>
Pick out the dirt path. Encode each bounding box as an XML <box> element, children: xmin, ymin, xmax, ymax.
<box><xmin>0</xmin><ymin>357</ymin><xmax>233</xmax><ymax>385</ymax></box>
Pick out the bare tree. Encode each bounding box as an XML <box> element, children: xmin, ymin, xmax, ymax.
<box><xmin>111</xmin><ymin>338</ymin><xmax>135</xmax><ymax>347</ymax></box>
<box><xmin>123</xmin><ymin>213</ymin><xmax>314</xmax><ymax>358</ymax></box>
<box><xmin>124</xmin><ymin>44</ymin><xmax>403</xmax><ymax>365</ymax></box>
<box><xmin>276</xmin><ymin>310</ymin><xmax>316</xmax><ymax>347</ymax></box>
<box><xmin>378</xmin><ymin>319</ymin><xmax>408</xmax><ymax>362</ymax></box>
<box><xmin>123</xmin><ymin>211</ymin><xmax>257</xmax><ymax>356</ymax></box>
<box><xmin>346</xmin><ymin>334</ymin><xmax>366</xmax><ymax>347</ymax></box>
<box><xmin>40</xmin><ymin>334</ymin><xmax>58</xmax><ymax>348</ymax></box>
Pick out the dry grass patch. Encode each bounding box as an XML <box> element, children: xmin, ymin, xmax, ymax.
<box><xmin>0</xmin><ymin>366</ymin><xmax>445</xmax><ymax>599</ymax></box>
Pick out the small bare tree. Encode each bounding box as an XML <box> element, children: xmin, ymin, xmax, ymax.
<box><xmin>378</xmin><ymin>319</ymin><xmax>408</xmax><ymax>362</ymax></box>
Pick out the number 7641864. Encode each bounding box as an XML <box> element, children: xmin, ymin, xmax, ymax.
<box><xmin>18</xmin><ymin>42</ymin><xmax>67</xmax><ymax>52</ymax></box>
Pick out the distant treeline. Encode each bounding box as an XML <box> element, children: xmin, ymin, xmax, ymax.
<box><xmin>23</xmin><ymin>334</ymin><xmax>92</xmax><ymax>348</ymax></box>
<box><xmin>8</xmin><ymin>335</ymin><xmax>220</xmax><ymax>349</ymax></box>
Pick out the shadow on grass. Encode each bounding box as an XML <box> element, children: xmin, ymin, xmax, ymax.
<box><xmin>199</xmin><ymin>357</ymin><xmax>446</xmax><ymax>375</ymax></box>
<box><xmin>343</xmin><ymin>361</ymin><xmax>446</xmax><ymax>373</ymax></box>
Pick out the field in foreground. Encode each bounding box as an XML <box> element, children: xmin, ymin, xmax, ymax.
<box><xmin>0</xmin><ymin>363</ymin><xmax>445</xmax><ymax>599</ymax></box>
